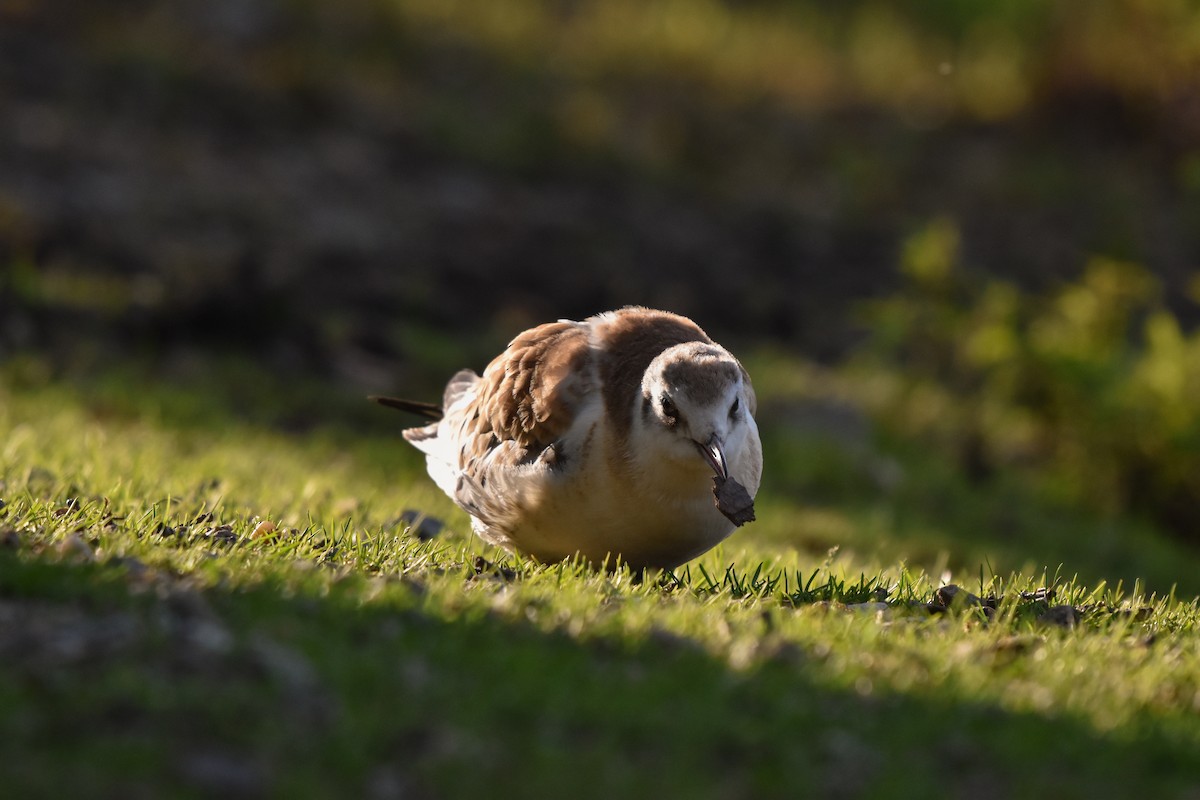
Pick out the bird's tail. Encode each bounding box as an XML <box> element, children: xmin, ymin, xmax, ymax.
<box><xmin>372</xmin><ymin>369</ymin><xmax>479</xmax><ymax>423</ymax></box>
<box><xmin>370</xmin><ymin>396</ymin><xmax>444</xmax><ymax>421</ymax></box>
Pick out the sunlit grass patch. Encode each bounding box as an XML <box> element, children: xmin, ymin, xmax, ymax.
<box><xmin>3</xmin><ymin>364</ymin><xmax>1200</xmax><ymax>797</ymax></box>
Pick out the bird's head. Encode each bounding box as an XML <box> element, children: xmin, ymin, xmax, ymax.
<box><xmin>637</xmin><ymin>341</ymin><xmax>755</xmax><ymax>480</ymax></box>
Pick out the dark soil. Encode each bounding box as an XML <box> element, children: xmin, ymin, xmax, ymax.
<box><xmin>2</xmin><ymin>0</ymin><xmax>1198</xmax><ymax>388</ymax></box>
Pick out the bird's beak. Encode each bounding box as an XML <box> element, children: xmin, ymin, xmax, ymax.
<box><xmin>695</xmin><ymin>435</ymin><xmax>728</xmax><ymax>480</ymax></box>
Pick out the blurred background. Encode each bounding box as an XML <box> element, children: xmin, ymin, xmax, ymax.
<box><xmin>4</xmin><ymin>0</ymin><xmax>1200</xmax><ymax>589</ymax></box>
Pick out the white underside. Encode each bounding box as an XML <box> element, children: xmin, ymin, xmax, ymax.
<box><xmin>411</xmin><ymin>390</ymin><xmax>762</xmax><ymax>569</ymax></box>
<box><xmin>404</xmin><ymin>343</ymin><xmax>766</xmax><ymax>571</ymax></box>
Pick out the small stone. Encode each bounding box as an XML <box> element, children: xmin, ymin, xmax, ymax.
<box><xmin>0</xmin><ymin>528</ymin><xmax>20</xmax><ymax>548</ymax></box>
<box><xmin>251</xmin><ymin>520</ymin><xmax>277</xmax><ymax>539</ymax></box>
<box><xmin>1038</xmin><ymin>605</ymin><xmax>1082</xmax><ymax>628</ymax></box>
<box><xmin>472</xmin><ymin>556</ymin><xmax>517</xmax><ymax>582</ymax></box>
<box><xmin>207</xmin><ymin>526</ymin><xmax>238</xmax><ymax>546</ymax></box>
<box><xmin>396</xmin><ymin>510</ymin><xmax>444</xmax><ymax>541</ymax></box>
<box><xmin>154</xmin><ymin>523</ymin><xmax>178</xmax><ymax>539</ymax></box>
<box><xmin>932</xmin><ymin>584</ymin><xmax>982</xmax><ymax>610</ymax></box>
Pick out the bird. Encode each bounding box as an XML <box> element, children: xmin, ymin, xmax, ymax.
<box><xmin>374</xmin><ymin>307</ymin><xmax>762</xmax><ymax>570</ymax></box>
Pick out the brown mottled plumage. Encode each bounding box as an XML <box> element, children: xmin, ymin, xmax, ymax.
<box><xmin>375</xmin><ymin>307</ymin><xmax>762</xmax><ymax>570</ymax></box>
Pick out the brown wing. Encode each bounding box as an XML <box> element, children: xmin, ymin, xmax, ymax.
<box><xmin>469</xmin><ymin>320</ymin><xmax>593</xmax><ymax>452</ymax></box>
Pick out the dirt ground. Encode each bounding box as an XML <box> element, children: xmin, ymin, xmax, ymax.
<box><xmin>2</xmin><ymin>1</ymin><xmax>1198</xmax><ymax>384</ymax></box>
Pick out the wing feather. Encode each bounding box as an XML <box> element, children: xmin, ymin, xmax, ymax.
<box><xmin>475</xmin><ymin>320</ymin><xmax>592</xmax><ymax>450</ymax></box>
<box><xmin>427</xmin><ymin>320</ymin><xmax>594</xmax><ymax>531</ymax></box>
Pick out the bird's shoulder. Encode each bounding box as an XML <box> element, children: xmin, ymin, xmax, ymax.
<box><xmin>465</xmin><ymin>319</ymin><xmax>596</xmax><ymax>452</ymax></box>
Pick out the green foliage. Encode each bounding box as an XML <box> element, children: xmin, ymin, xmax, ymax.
<box><xmin>859</xmin><ymin>218</ymin><xmax>1200</xmax><ymax>540</ymax></box>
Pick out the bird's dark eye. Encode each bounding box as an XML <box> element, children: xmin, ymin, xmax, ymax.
<box><xmin>660</xmin><ymin>393</ymin><xmax>678</xmax><ymax>424</ymax></box>
<box><xmin>729</xmin><ymin>397</ymin><xmax>740</xmax><ymax>418</ymax></box>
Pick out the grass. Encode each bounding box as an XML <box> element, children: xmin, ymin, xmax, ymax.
<box><xmin>3</xmin><ymin>358</ymin><xmax>1200</xmax><ymax>798</ymax></box>
<box><xmin>11</xmin><ymin>1</ymin><xmax>1200</xmax><ymax>793</ymax></box>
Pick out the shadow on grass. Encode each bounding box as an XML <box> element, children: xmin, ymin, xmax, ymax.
<box><xmin>1</xmin><ymin>552</ymin><xmax>1196</xmax><ymax>800</ymax></box>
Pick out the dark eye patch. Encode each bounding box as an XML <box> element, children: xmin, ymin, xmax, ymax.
<box><xmin>729</xmin><ymin>397</ymin><xmax>740</xmax><ymax>418</ymax></box>
<box><xmin>660</xmin><ymin>393</ymin><xmax>679</xmax><ymax>424</ymax></box>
